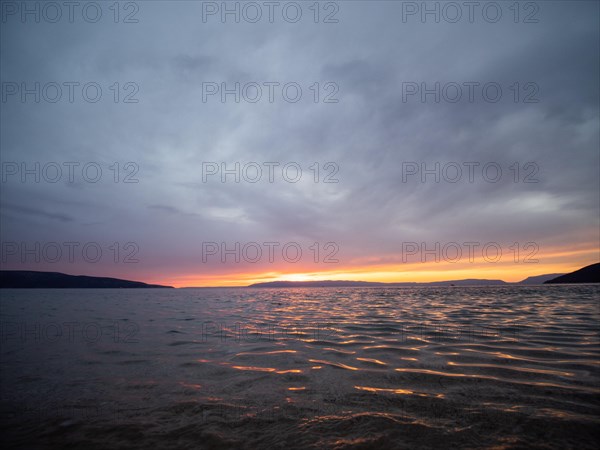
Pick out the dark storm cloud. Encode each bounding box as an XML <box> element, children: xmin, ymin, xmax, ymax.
<box><xmin>1</xmin><ymin>203</ymin><xmax>74</xmax><ymax>223</ymax></box>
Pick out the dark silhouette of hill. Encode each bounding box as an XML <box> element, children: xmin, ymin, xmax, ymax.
<box><xmin>544</xmin><ymin>263</ymin><xmax>600</xmax><ymax>284</ymax></box>
<box><xmin>0</xmin><ymin>271</ymin><xmax>173</xmax><ymax>288</ymax></box>
<box><xmin>518</xmin><ymin>273</ymin><xmax>565</xmax><ymax>284</ymax></box>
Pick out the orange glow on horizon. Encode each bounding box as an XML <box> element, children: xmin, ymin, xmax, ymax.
<box><xmin>144</xmin><ymin>245</ymin><xmax>599</xmax><ymax>288</ymax></box>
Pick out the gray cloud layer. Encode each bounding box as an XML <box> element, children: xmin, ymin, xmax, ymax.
<box><xmin>1</xmin><ymin>1</ymin><xmax>598</xmax><ymax>281</ymax></box>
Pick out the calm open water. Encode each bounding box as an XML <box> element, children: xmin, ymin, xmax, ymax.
<box><xmin>1</xmin><ymin>285</ymin><xmax>599</xmax><ymax>449</ymax></box>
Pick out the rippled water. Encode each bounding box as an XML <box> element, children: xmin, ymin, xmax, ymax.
<box><xmin>1</xmin><ymin>285</ymin><xmax>599</xmax><ymax>449</ymax></box>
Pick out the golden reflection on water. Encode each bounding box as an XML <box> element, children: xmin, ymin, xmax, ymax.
<box><xmin>393</xmin><ymin>367</ymin><xmax>600</xmax><ymax>392</ymax></box>
<box><xmin>231</xmin><ymin>365</ymin><xmax>277</xmax><ymax>372</ymax></box>
<box><xmin>447</xmin><ymin>362</ymin><xmax>575</xmax><ymax>377</ymax></box>
<box><xmin>356</xmin><ymin>357</ymin><xmax>387</xmax><ymax>365</ymax></box>
<box><xmin>323</xmin><ymin>348</ymin><xmax>356</xmax><ymax>355</ymax></box>
<box><xmin>463</xmin><ymin>349</ymin><xmax>590</xmax><ymax>363</ymax></box>
<box><xmin>228</xmin><ymin>364</ymin><xmax>302</xmax><ymax>374</ymax></box>
<box><xmin>354</xmin><ymin>386</ymin><xmax>445</xmax><ymax>399</ymax></box>
<box><xmin>235</xmin><ymin>350</ymin><xmax>298</xmax><ymax>356</ymax></box>
<box><xmin>394</xmin><ymin>367</ymin><xmax>489</xmax><ymax>378</ymax></box>
<box><xmin>309</xmin><ymin>359</ymin><xmax>360</xmax><ymax>371</ymax></box>
<box><xmin>354</xmin><ymin>386</ymin><xmax>413</xmax><ymax>395</ymax></box>
<box><xmin>178</xmin><ymin>382</ymin><xmax>202</xmax><ymax>390</ymax></box>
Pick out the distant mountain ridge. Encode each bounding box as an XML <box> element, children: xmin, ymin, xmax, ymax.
<box><xmin>2</xmin><ymin>265</ymin><xmax>596</xmax><ymax>289</ymax></box>
<box><xmin>249</xmin><ymin>268</ymin><xmax>598</xmax><ymax>288</ymax></box>
<box><xmin>0</xmin><ymin>271</ymin><xmax>173</xmax><ymax>289</ymax></box>
<box><xmin>544</xmin><ymin>263</ymin><xmax>600</xmax><ymax>284</ymax></box>
<box><xmin>249</xmin><ymin>280</ymin><xmax>389</xmax><ymax>288</ymax></box>
<box><xmin>518</xmin><ymin>273</ymin><xmax>565</xmax><ymax>285</ymax></box>
<box><xmin>249</xmin><ymin>279</ymin><xmax>509</xmax><ymax>288</ymax></box>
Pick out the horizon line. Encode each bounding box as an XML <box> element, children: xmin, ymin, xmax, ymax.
<box><xmin>2</xmin><ymin>268</ymin><xmax>590</xmax><ymax>289</ymax></box>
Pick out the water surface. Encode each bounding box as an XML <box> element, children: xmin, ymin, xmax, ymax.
<box><xmin>1</xmin><ymin>285</ymin><xmax>599</xmax><ymax>449</ymax></box>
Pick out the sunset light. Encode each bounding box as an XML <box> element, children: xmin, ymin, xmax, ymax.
<box><xmin>1</xmin><ymin>1</ymin><xmax>598</xmax><ymax>449</ymax></box>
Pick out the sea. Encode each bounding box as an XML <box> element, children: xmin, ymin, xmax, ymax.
<box><xmin>1</xmin><ymin>285</ymin><xmax>599</xmax><ymax>449</ymax></box>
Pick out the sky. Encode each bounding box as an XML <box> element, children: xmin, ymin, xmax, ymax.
<box><xmin>0</xmin><ymin>0</ymin><xmax>598</xmax><ymax>287</ymax></box>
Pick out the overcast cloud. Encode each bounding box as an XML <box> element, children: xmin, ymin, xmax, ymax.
<box><xmin>1</xmin><ymin>1</ymin><xmax>598</xmax><ymax>285</ymax></box>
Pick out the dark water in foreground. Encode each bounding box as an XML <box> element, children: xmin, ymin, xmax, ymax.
<box><xmin>1</xmin><ymin>285</ymin><xmax>599</xmax><ymax>449</ymax></box>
